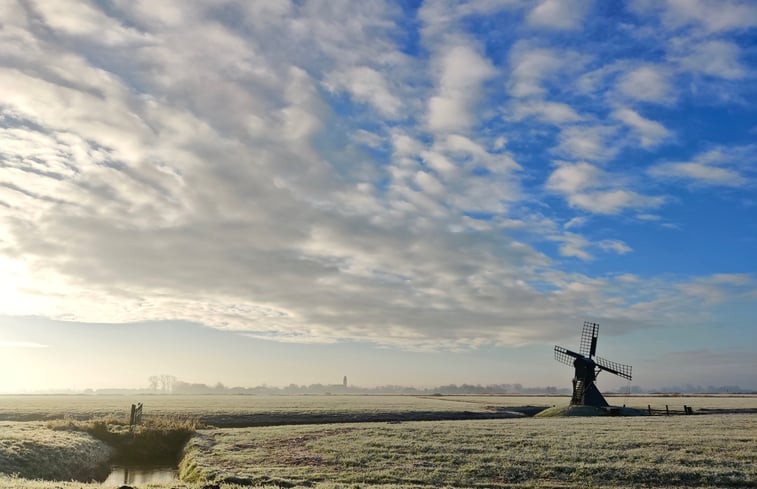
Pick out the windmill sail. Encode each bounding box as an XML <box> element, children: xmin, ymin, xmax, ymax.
<box><xmin>595</xmin><ymin>355</ymin><xmax>632</xmax><ymax>381</ymax></box>
<box><xmin>579</xmin><ymin>321</ymin><xmax>599</xmax><ymax>357</ymax></box>
<box><xmin>554</xmin><ymin>345</ymin><xmax>580</xmax><ymax>366</ymax></box>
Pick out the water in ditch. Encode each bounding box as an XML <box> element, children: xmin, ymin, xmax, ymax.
<box><xmin>101</xmin><ymin>465</ymin><xmax>178</xmax><ymax>486</ymax></box>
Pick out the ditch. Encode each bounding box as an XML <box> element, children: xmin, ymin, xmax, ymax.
<box><xmin>91</xmin><ymin>422</ymin><xmax>193</xmax><ymax>484</ymax></box>
<box><xmin>37</xmin><ymin>418</ymin><xmax>196</xmax><ymax>484</ymax></box>
<box><xmin>102</xmin><ymin>465</ymin><xmax>179</xmax><ymax>486</ymax></box>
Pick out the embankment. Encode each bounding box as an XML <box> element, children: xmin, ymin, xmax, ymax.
<box><xmin>0</xmin><ymin>422</ymin><xmax>112</xmax><ymax>481</ymax></box>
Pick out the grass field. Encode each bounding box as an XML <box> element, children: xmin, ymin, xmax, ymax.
<box><xmin>1</xmin><ymin>394</ymin><xmax>754</xmax><ymax>422</ymax></box>
<box><xmin>0</xmin><ymin>395</ymin><xmax>499</xmax><ymax>420</ymax></box>
<box><xmin>0</xmin><ymin>395</ymin><xmax>755</xmax><ymax>489</ymax></box>
<box><xmin>180</xmin><ymin>415</ymin><xmax>756</xmax><ymax>488</ymax></box>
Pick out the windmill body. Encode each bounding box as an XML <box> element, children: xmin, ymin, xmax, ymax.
<box><xmin>554</xmin><ymin>321</ymin><xmax>632</xmax><ymax>408</ymax></box>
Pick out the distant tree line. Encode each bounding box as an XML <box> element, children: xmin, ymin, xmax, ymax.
<box><xmin>148</xmin><ymin>375</ymin><xmax>177</xmax><ymax>393</ymax></box>
<box><xmin>80</xmin><ymin>376</ymin><xmax>751</xmax><ymax>396</ymax></box>
<box><xmin>651</xmin><ymin>384</ymin><xmax>747</xmax><ymax>394</ymax></box>
<box><xmin>135</xmin><ymin>377</ymin><xmax>572</xmax><ymax>395</ymax></box>
<box><xmin>172</xmin><ymin>381</ymin><xmax>573</xmax><ymax>395</ymax></box>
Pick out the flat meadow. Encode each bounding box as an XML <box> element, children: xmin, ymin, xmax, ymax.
<box><xmin>1</xmin><ymin>394</ymin><xmax>754</xmax><ymax>421</ymax></box>
<box><xmin>0</xmin><ymin>395</ymin><xmax>755</xmax><ymax>489</ymax></box>
<box><xmin>181</xmin><ymin>415</ymin><xmax>756</xmax><ymax>488</ymax></box>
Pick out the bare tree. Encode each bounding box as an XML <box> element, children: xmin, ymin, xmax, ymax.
<box><xmin>160</xmin><ymin>374</ymin><xmax>177</xmax><ymax>393</ymax></box>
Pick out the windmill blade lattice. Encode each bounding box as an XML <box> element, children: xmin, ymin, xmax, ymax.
<box><xmin>595</xmin><ymin>355</ymin><xmax>632</xmax><ymax>381</ymax></box>
<box><xmin>579</xmin><ymin>321</ymin><xmax>599</xmax><ymax>357</ymax></box>
<box><xmin>554</xmin><ymin>345</ymin><xmax>580</xmax><ymax>366</ymax></box>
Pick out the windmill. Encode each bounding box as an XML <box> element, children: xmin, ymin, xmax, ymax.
<box><xmin>554</xmin><ymin>321</ymin><xmax>632</xmax><ymax>407</ymax></box>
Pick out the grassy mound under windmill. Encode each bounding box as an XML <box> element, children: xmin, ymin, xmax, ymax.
<box><xmin>535</xmin><ymin>404</ymin><xmax>647</xmax><ymax>417</ymax></box>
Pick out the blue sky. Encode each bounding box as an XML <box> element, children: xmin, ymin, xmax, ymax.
<box><xmin>0</xmin><ymin>0</ymin><xmax>755</xmax><ymax>392</ymax></box>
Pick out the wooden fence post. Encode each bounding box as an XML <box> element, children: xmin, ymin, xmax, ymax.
<box><xmin>665</xmin><ymin>405</ymin><xmax>669</xmax><ymax>415</ymax></box>
<box><xmin>648</xmin><ymin>404</ymin><xmax>652</xmax><ymax>415</ymax></box>
<box><xmin>129</xmin><ymin>403</ymin><xmax>143</xmax><ymax>430</ymax></box>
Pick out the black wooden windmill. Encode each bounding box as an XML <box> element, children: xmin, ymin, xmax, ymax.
<box><xmin>554</xmin><ymin>321</ymin><xmax>632</xmax><ymax>407</ymax></box>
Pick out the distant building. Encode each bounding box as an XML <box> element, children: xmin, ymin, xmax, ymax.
<box><xmin>343</xmin><ymin>376</ymin><xmax>347</xmax><ymax>388</ymax></box>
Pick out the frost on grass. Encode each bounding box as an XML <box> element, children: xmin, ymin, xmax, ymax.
<box><xmin>0</xmin><ymin>422</ymin><xmax>112</xmax><ymax>481</ymax></box>
<box><xmin>183</xmin><ymin>415</ymin><xmax>756</xmax><ymax>488</ymax></box>
<box><xmin>1</xmin><ymin>395</ymin><xmax>755</xmax><ymax>423</ymax></box>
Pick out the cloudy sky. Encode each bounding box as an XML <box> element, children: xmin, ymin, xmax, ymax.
<box><xmin>1</xmin><ymin>0</ymin><xmax>755</xmax><ymax>392</ymax></box>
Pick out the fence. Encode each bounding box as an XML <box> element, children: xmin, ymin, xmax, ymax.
<box><xmin>647</xmin><ymin>404</ymin><xmax>694</xmax><ymax>415</ymax></box>
<box><xmin>129</xmin><ymin>402</ymin><xmax>143</xmax><ymax>429</ymax></box>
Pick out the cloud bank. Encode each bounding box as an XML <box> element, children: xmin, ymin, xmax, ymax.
<box><xmin>0</xmin><ymin>0</ymin><xmax>755</xmax><ymax>349</ymax></box>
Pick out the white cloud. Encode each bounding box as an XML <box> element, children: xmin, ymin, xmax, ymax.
<box><xmin>546</xmin><ymin>161</ymin><xmax>601</xmax><ymax>194</ymax></box>
<box><xmin>568</xmin><ymin>189</ymin><xmax>665</xmax><ymax>215</ymax></box>
<box><xmin>598</xmin><ymin>239</ymin><xmax>633</xmax><ymax>254</ymax></box>
<box><xmin>547</xmin><ymin>161</ymin><xmax>665</xmax><ymax>214</ymax></box>
<box><xmin>676</xmin><ymin>283</ymin><xmax>728</xmax><ymax>305</ymax></box>
<box><xmin>648</xmin><ymin>161</ymin><xmax>746</xmax><ymax>187</ymax></box>
<box><xmin>553</xmin><ymin>232</ymin><xmax>592</xmax><ymax>260</ymax></box>
<box><xmin>575</xmin><ymin>61</ymin><xmax>627</xmax><ymax>96</ymax></box>
<box><xmin>508</xmin><ymin>45</ymin><xmax>574</xmax><ymax>98</ymax></box>
<box><xmin>386</xmin><ymin>132</ymin><xmax>521</xmax><ymax>221</ymax></box>
<box><xmin>31</xmin><ymin>0</ymin><xmax>148</xmax><ymax>45</ymax></box>
<box><xmin>421</xmin><ymin>150</ymin><xmax>458</xmax><ymax>177</ymax></box>
<box><xmin>414</xmin><ymin>170</ymin><xmax>445</xmax><ymax>195</ymax></box>
<box><xmin>612</xmin><ymin>108</ymin><xmax>672</xmax><ymax>147</ymax></box>
<box><xmin>649</xmin><ymin>163</ymin><xmax>745</xmax><ymax>187</ymax></box>
<box><xmin>325</xmin><ymin>67</ymin><xmax>403</xmax><ymax>117</ymax></box>
<box><xmin>351</xmin><ymin>129</ymin><xmax>385</xmax><ymax>149</ymax></box>
<box><xmin>511</xmin><ymin>100</ymin><xmax>582</xmax><ymax>124</ymax></box>
<box><xmin>527</xmin><ymin>0</ymin><xmax>591</xmax><ymax>30</ymax></box>
<box><xmin>555</xmin><ymin>125</ymin><xmax>620</xmax><ymax>161</ymax></box>
<box><xmin>676</xmin><ymin>40</ymin><xmax>746</xmax><ymax>80</ymax></box>
<box><xmin>648</xmin><ymin>146</ymin><xmax>752</xmax><ymax>187</ymax></box>
<box><xmin>656</xmin><ymin>0</ymin><xmax>757</xmax><ymax>33</ymax></box>
<box><xmin>617</xmin><ymin>65</ymin><xmax>674</xmax><ymax>103</ymax></box>
<box><xmin>419</xmin><ymin>0</ymin><xmax>523</xmax><ymax>38</ymax></box>
<box><xmin>428</xmin><ymin>44</ymin><xmax>496</xmax><ymax>133</ymax></box>
<box><xmin>549</xmin><ymin>234</ymin><xmax>631</xmax><ymax>260</ymax></box>
<box><xmin>564</xmin><ymin>216</ymin><xmax>588</xmax><ymax>229</ymax></box>
<box><xmin>708</xmin><ymin>273</ymin><xmax>752</xmax><ymax>286</ymax></box>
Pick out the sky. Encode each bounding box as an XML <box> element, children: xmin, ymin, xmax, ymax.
<box><xmin>0</xmin><ymin>0</ymin><xmax>755</xmax><ymax>393</ymax></box>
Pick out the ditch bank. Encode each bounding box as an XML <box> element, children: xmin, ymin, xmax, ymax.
<box><xmin>81</xmin><ymin>420</ymin><xmax>194</xmax><ymax>466</ymax></box>
<box><xmin>22</xmin><ymin>418</ymin><xmax>196</xmax><ymax>483</ymax></box>
<box><xmin>0</xmin><ymin>422</ymin><xmax>113</xmax><ymax>482</ymax></box>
